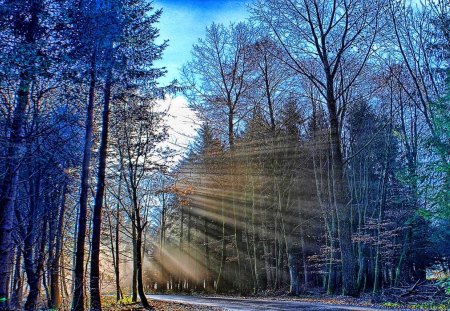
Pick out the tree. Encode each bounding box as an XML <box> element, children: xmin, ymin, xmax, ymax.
<box><xmin>89</xmin><ymin>1</ymin><xmax>118</xmax><ymax>309</ymax></box>
<box><xmin>71</xmin><ymin>0</ymin><xmax>100</xmax><ymax>309</ymax></box>
<box><xmin>182</xmin><ymin>22</ymin><xmax>255</xmax><ymax>148</ymax></box>
<box><xmin>114</xmin><ymin>97</ymin><xmax>169</xmax><ymax>309</ymax></box>
<box><xmin>0</xmin><ymin>1</ymin><xmax>43</xmax><ymax>308</ymax></box>
<box><xmin>252</xmin><ymin>0</ymin><xmax>384</xmax><ymax>296</ymax></box>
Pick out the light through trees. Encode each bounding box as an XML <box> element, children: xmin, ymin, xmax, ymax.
<box><xmin>0</xmin><ymin>0</ymin><xmax>448</xmax><ymax>310</ymax></box>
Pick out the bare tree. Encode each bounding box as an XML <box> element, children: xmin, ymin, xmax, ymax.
<box><xmin>252</xmin><ymin>0</ymin><xmax>384</xmax><ymax>296</ymax></box>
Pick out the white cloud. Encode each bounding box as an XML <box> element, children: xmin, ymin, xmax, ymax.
<box><xmin>157</xmin><ymin>95</ymin><xmax>200</xmax><ymax>162</ymax></box>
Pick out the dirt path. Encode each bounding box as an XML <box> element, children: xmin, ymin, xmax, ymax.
<box><xmin>147</xmin><ymin>295</ymin><xmax>395</xmax><ymax>310</ymax></box>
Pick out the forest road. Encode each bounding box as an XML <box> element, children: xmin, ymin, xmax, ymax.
<box><xmin>147</xmin><ymin>295</ymin><xmax>389</xmax><ymax>310</ymax></box>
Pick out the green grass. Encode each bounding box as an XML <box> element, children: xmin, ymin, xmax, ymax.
<box><xmin>382</xmin><ymin>302</ymin><xmax>401</xmax><ymax>308</ymax></box>
<box><xmin>101</xmin><ymin>295</ymin><xmax>135</xmax><ymax>308</ymax></box>
<box><xmin>383</xmin><ymin>301</ymin><xmax>450</xmax><ymax>310</ymax></box>
<box><xmin>409</xmin><ymin>302</ymin><xmax>450</xmax><ymax>310</ymax></box>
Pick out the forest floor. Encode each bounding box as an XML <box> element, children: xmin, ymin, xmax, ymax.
<box><xmin>104</xmin><ymin>293</ymin><xmax>449</xmax><ymax>311</ymax></box>
<box><xmin>104</xmin><ymin>281</ymin><xmax>449</xmax><ymax>311</ymax></box>
<box><xmin>105</xmin><ymin>299</ymin><xmax>221</xmax><ymax>311</ymax></box>
<box><xmin>146</xmin><ymin>294</ymin><xmax>387</xmax><ymax>310</ymax></box>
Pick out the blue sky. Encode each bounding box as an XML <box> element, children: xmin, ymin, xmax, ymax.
<box><xmin>155</xmin><ymin>0</ymin><xmax>250</xmax><ymax>84</ymax></box>
<box><xmin>153</xmin><ymin>0</ymin><xmax>251</xmax><ymax>157</ymax></box>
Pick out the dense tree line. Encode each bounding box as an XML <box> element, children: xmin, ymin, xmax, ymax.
<box><xmin>0</xmin><ymin>0</ymin><xmax>448</xmax><ymax>310</ymax></box>
<box><xmin>0</xmin><ymin>0</ymin><xmax>170</xmax><ymax>310</ymax></box>
<box><xmin>153</xmin><ymin>0</ymin><xmax>450</xmax><ymax>298</ymax></box>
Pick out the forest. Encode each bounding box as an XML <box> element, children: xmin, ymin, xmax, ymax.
<box><xmin>0</xmin><ymin>0</ymin><xmax>449</xmax><ymax>310</ymax></box>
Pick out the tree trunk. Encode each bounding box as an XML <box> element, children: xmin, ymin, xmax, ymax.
<box><xmin>136</xmin><ymin>229</ymin><xmax>152</xmax><ymax>309</ymax></box>
<box><xmin>24</xmin><ymin>219</ymin><xmax>47</xmax><ymax>311</ymax></box>
<box><xmin>326</xmin><ymin>85</ymin><xmax>358</xmax><ymax>296</ymax></box>
<box><xmin>132</xmin><ymin>209</ymin><xmax>138</xmax><ymax>302</ymax></box>
<box><xmin>114</xmin><ymin>171</ymin><xmax>123</xmax><ymax>302</ymax></box>
<box><xmin>228</xmin><ymin>107</ymin><xmax>234</xmax><ymax>148</ymax></box>
<box><xmin>326</xmin><ymin>209</ymin><xmax>337</xmax><ymax>294</ymax></box>
<box><xmin>90</xmin><ymin>55</ymin><xmax>113</xmax><ymax>311</ymax></box>
<box><xmin>251</xmin><ymin>179</ymin><xmax>260</xmax><ymax>294</ymax></box>
<box><xmin>287</xmin><ymin>249</ymin><xmax>299</xmax><ymax>295</ymax></box>
<box><xmin>187</xmin><ymin>207</ymin><xmax>191</xmax><ymax>289</ymax></box>
<box><xmin>261</xmin><ymin>218</ymin><xmax>272</xmax><ymax>289</ymax></box>
<box><xmin>0</xmin><ymin>71</ymin><xmax>30</xmax><ymax>311</ymax></box>
<box><xmin>178</xmin><ymin>205</ymin><xmax>184</xmax><ymax>290</ymax></box>
<box><xmin>0</xmin><ymin>1</ymin><xmax>42</xmax><ymax>305</ymax></box>
<box><xmin>115</xmin><ymin>212</ymin><xmax>122</xmax><ymax>301</ymax></box>
<box><xmin>299</xmin><ymin>219</ymin><xmax>308</xmax><ymax>290</ymax></box>
<box><xmin>160</xmin><ymin>191</ymin><xmax>166</xmax><ymax>289</ymax></box>
<box><xmin>204</xmin><ymin>214</ymin><xmax>210</xmax><ymax>290</ymax></box>
<box><xmin>373</xmin><ymin>139</ymin><xmax>390</xmax><ymax>293</ymax></box>
<box><xmin>49</xmin><ymin>183</ymin><xmax>67</xmax><ymax>310</ymax></box>
<box><xmin>72</xmin><ymin>52</ymin><xmax>96</xmax><ymax>311</ymax></box>
<box><xmin>232</xmin><ymin>188</ymin><xmax>243</xmax><ymax>293</ymax></box>
<box><xmin>11</xmin><ymin>246</ymin><xmax>23</xmax><ymax>309</ymax></box>
<box><xmin>216</xmin><ymin>200</ymin><xmax>227</xmax><ymax>293</ymax></box>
